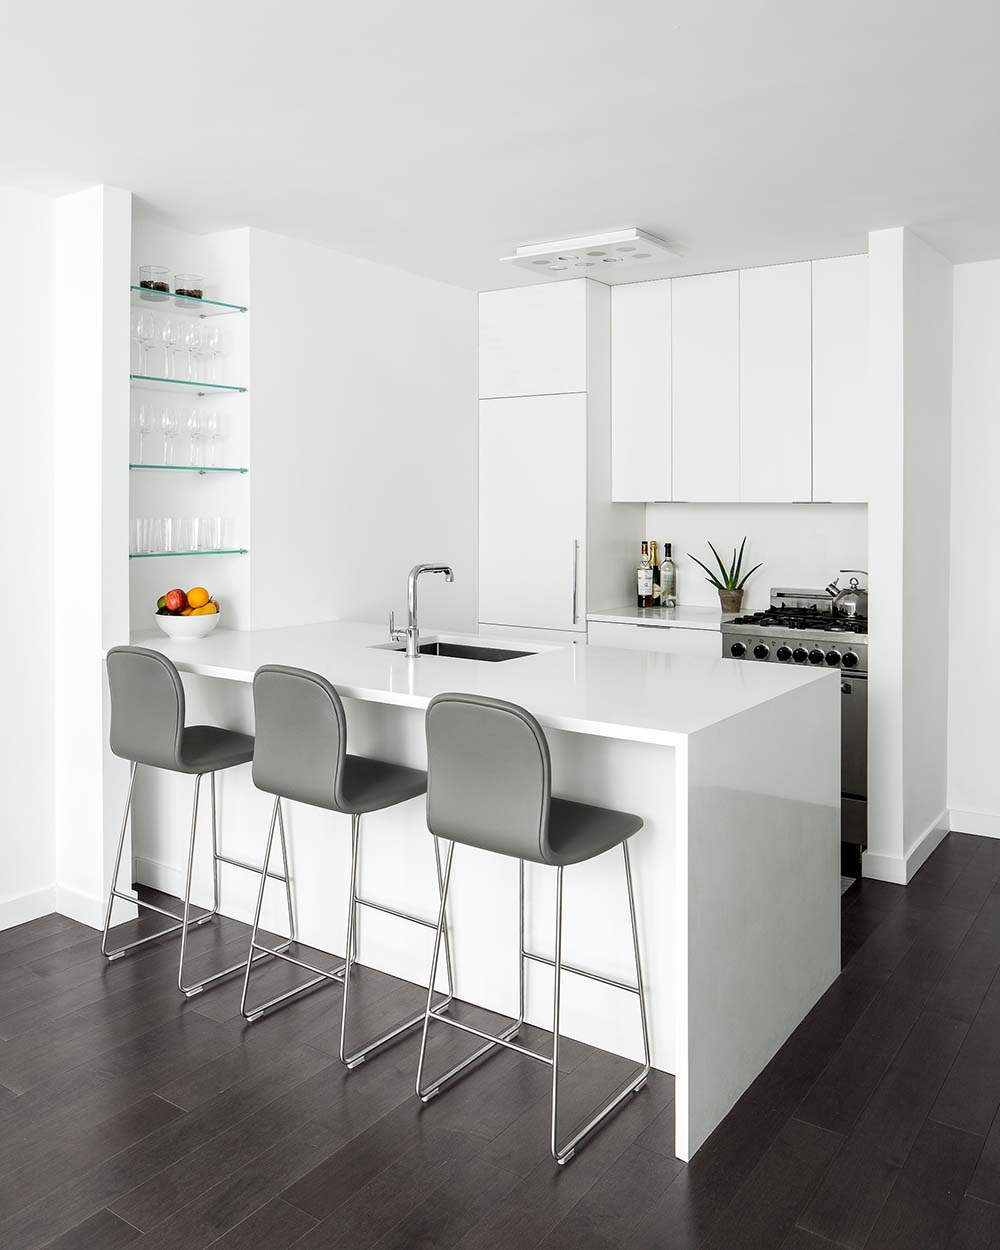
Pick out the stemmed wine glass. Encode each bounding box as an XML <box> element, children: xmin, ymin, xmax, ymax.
<box><xmin>132</xmin><ymin>402</ymin><xmax>154</xmax><ymax>463</ymax></box>
<box><xmin>160</xmin><ymin>407</ymin><xmax>179</xmax><ymax>465</ymax></box>
<box><xmin>182</xmin><ymin>320</ymin><xmax>201</xmax><ymax>381</ymax></box>
<box><xmin>150</xmin><ymin>315</ymin><xmax>171</xmax><ymax>378</ymax></box>
<box><xmin>205</xmin><ymin>326</ymin><xmax>224</xmax><ymax>384</ymax></box>
<box><xmin>186</xmin><ymin>410</ymin><xmax>203</xmax><ymax>467</ymax></box>
<box><xmin>166</xmin><ymin>318</ymin><xmax>187</xmax><ymax>382</ymax></box>
<box><xmin>134</xmin><ymin>309</ymin><xmax>155</xmax><ymax>374</ymax></box>
<box><xmin>202</xmin><ymin>412</ymin><xmax>220</xmax><ymax>466</ymax></box>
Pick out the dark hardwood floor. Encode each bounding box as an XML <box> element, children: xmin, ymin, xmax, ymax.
<box><xmin>3</xmin><ymin>832</ymin><xmax>1000</xmax><ymax>1248</ymax></box>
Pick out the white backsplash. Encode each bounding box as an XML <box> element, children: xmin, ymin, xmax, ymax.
<box><xmin>643</xmin><ymin>502</ymin><xmax>868</xmax><ymax>612</ymax></box>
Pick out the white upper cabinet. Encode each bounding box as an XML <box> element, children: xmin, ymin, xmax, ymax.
<box><xmin>672</xmin><ymin>271</ymin><xmax>740</xmax><ymax>501</ymax></box>
<box><xmin>478</xmin><ymin>281</ymin><xmax>588</xmax><ymax>398</ymax></box>
<box><xmin>610</xmin><ymin>280</ymin><xmax>671</xmax><ymax>501</ymax></box>
<box><xmin>478</xmin><ymin>394</ymin><xmax>588</xmax><ymax>632</ymax></box>
<box><xmin>812</xmin><ymin>255</ymin><xmax>868</xmax><ymax>502</ymax></box>
<box><xmin>739</xmin><ymin>262</ymin><xmax>812</xmax><ymax>502</ymax></box>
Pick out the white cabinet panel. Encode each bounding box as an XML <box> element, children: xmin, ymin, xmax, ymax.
<box><xmin>812</xmin><ymin>255</ymin><xmax>868</xmax><ymax>502</ymax></box>
<box><xmin>478</xmin><ymin>282</ymin><xmax>588</xmax><ymax>398</ymax></box>
<box><xmin>611</xmin><ymin>280</ymin><xmax>671</xmax><ymax>501</ymax></box>
<box><xmin>739</xmin><ymin>263</ymin><xmax>812</xmax><ymax>502</ymax></box>
<box><xmin>478</xmin><ymin>395</ymin><xmax>587</xmax><ymax>632</ymax></box>
<box><xmin>588</xmin><ymin>620</ymin><xmax>722</xmax><ymax>656</ymax></box>
<box><xmin>672</xmin><ymin>271</ymin><xmax>740</xmax><ymax>501</ymax></box>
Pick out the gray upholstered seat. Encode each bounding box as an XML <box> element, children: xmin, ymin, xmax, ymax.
<box><xmin>424</xmin><ymin>692</ymin><xmax>641</xmax><ymax>866</ymax></box>
<box><xmin>251</xmin><ymin>664</ymin><xmax>426</xmax><ymax>813</ymax></box>
<box><xmin>416</xmin><ymin>691</ymin><xmax>649</xmax><ymax>1167</ymax></box>
<box><xmin>241</xmin><ymin>664</ymin><xmax>448</xmax><ymax>1065</ymax></box>
<box><xmin>101</xmin><ymin>646</ymin><xmax>258</xmax><ymax>997</ymax></box>
<box><xmin>107</xmin><ymin>646</ymin><xmax>253</xmax><ymax>774</ymax></box>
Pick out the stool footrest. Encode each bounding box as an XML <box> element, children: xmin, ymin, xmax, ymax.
<box><xmin>427</xmin><ymin>1011</ymin><xmax>544</xmax><ymax>1067</ymax></box>
<box><xmin>240</xmin><ymin>943</ymin><xmax>346</xmax><ymax>1021</ymax></box>
<box><xmin>522</xmin><ymin>949</ymin><xmax>640</xmax><ymax>995</ymax></box>
<box><xmin>355</xmin><ymin>896</ymin><xmax>438</xmax><ymax>930</ymax></box>
<box><xmin>215</xmin><ymin>852</ymin><xmax>287</xmax><ymax>884</ymax></box>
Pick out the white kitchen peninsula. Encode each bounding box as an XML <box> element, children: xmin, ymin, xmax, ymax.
<box><xmin>123</xmin><ymin>620</ymin><xmax>840</xmax><ymax>1160</ymax></box>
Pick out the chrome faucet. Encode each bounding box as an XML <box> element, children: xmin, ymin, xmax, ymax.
<box><xmin>389</xmin><ymin>563</ymin><xmax>455</xmax><ymax>657</ymax></box>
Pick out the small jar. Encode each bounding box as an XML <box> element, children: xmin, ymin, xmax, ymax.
<box><xmin>174</xmin><ymin>273</ymin><xmax>204</xmax><ymax>300</ymax></box>
<box><xmin>138</xmin><ymin>265</ymin><xmax>170</xmax><ymax>293</ymax></box>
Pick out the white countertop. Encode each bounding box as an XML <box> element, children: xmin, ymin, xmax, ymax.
<box><xmin>129</xmin><ymin>619</ymin><xmax>832</xmax><ymax>747</ymax></box>
<box><xmin>587</xmin><ymin>604</ymin><xmax>733</xmax><ymax>631</ymax></box>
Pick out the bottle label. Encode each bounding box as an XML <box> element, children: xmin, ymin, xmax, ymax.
<box><xmin>637</xmin><ymin>569</ymin><xmax>653</xmax><ymax>595</ymax></box>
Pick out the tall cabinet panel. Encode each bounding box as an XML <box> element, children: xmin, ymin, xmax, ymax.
<box><xmin>739</xmin><ymin>262</ymin><xmax>812</xmax><ymax>502</ymax></box>
<box><xmin>478</xmin><ymin>281</ymin><xmax>588</xmax><ymax>399</ymax></box>
<box><xmin>812</xmin><ymin>255</ymin><xmax>868</xmax><ymax>502</ymax></box>
<box><xmin>610</xmin><ymin>279</ymin><xmax>671</xmax><ymax>501</ymax></box>
<box><xmin>478</xmin><ymin>395</ymin><xmax>588</xmax><ymax>632</ymax></box>
<box><xmin>671</xmin><ymin>271</ymin><xmax>740</xmax><ymax>501</ymax></box>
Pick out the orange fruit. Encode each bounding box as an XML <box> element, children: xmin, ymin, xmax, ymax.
<box><xmin>187</xmin><ymin>586</ymin><xmax>210</xmax><ymax>609</ymax></box>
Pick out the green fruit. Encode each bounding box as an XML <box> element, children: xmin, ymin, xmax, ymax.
<box><xmin>157</xmin><ymin>595</ymin><xmax>167</xmax><ymax>611</ymax></box>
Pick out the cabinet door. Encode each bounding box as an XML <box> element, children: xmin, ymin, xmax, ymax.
<box><xmin>588</xmin><ymin>621</ymin><xmax>722</xmax><ymax>656</ymax></box>
<box><xmin>672</xmin><ymin>271</ymin><xmax>740</xmax><ymax>500</ymax></box>
<box><xmin>611</xmin><ymin>280</ymin><xmax>671</xmax><ymax>501</ymax></box>
<box><xmin>479</xmin><ymin>395</ymin><xmax>587</xmax><ymax>632</ymax></box>
<box><xmin>478</xmin><ymin>282</ymin><xmax>588</xmax><ymax>399</ymax></box>
<box><xmin>739</xmin><ymin>262</ymin><xmax>812</xmax><ymax>501</ymax></box>
<box><xmin>812</xmin><ymin>255</ymin><xmax>867</xmax><ymax>502</ymax></box>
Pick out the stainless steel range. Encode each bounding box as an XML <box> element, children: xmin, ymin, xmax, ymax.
<box><xmin>723</xmin><ymin>587</ymin><xmax>868</xmax><ymax>876</ymax></box>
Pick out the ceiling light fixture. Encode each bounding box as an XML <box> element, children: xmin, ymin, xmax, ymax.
<box><xmin>501</xmin><ymin>228</ymin><xmax>678</xmax><ymax>278</ymax></box>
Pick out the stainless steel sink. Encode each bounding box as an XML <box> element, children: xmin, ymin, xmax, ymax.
<box><xmin>384</xmin><ymin>641</ymin><xmax>532</xmax><ymax>662</ymax></box>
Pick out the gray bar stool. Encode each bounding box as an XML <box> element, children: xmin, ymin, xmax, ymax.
<box><xmin>416</xmin><ymin>692</ymin><xmax>650</xmax><ymax>1165</ymax></box>
<box><xmin>103</xmin><ymin>646</ymin><xmax>280</xmax><ymax>997</ymax></box>
<box><xmin>242</xmin><ymin>664</ymin><xmax>454</xmax><ymax>1068</ymax></box>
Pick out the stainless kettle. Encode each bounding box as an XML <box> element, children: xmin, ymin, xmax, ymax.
<box><xmin>826</xmin><ymin>570</ymin><xmax>868</xmax><ymax>619</ymax></box>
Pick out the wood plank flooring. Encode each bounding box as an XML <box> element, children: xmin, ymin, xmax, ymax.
<box><xmin>3</xmin><ymin>834</ymin><xmax>1000</xmax><ymax>1247</ymax></box>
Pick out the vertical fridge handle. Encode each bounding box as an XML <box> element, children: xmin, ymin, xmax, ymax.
<box><xmin>571</xmin><ymin>539</ymin><xmax>580</xmax><ymax>624</ymax></box>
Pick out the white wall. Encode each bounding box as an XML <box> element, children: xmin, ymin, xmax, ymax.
<box><xmin>949</xmin><ymin>261</ymin><xmax>1000</xmax><ymax>836</ymax></box>
<box><xmin>866</xmin><ymin>227</ymin><xmax>953</xmax><ymax>882</ymax></box>
<box><xmin>250</xmin><ymin>228</ymin><xmax>478</xmax><ymax>632</ymax></box>
<box><xmin>0</xmin><ymin>187</ymin><xmax>57</xmax><ymax>927</ymax></box>
<box><xmin>642</xmin><ymin>502</ymin><xmax>867</xmax><ymax>611</ymax></box>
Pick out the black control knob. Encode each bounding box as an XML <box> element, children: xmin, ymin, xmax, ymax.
<box><xmin>776</xmin><ymin>645</ymin><xmax>792</xmax><ymax>662</ymax></box>
<box><xmin>825</xmin><ymin>650</ymin><xmax>842</xmax><ymax>667</ymax></box>
<box><xmin>753</xmin><ymin>643</ymin><xmax>770</xmax><ymax>660</ymax></box>
<box><xmin>842</xmin><ymin>652</ymin><xmax>859</xmax><ymax>668</ymax></box>
<box><xmin>793</xmin><ymin>647</ymin><xmax>809</xmax><ymax>663</ymax></box>
<box><xmin>809</xmin><ymin>648</ymin><xmax>825</xmax><ymax>664</ymax></box>
<box><xmin>730</xmin><ymin>641</ymin><xmax>746</xmax><ymax>658</ymax></box>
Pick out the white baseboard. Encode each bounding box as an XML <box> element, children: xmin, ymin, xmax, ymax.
<box><xmin>133</xmin><ymin>854</ymin><xmax>184</xmax><ymax>897</ymax></box>
<box><xmin>55</xmin><ymin>885</ymin><xmax>108</xmax><ymax>931</ymax></box>
<box><xmin>0</xmin><ymin>886</ymin><xmax>57</xmax><ymax>932</ymax></box>
<box><xmin>863</xmin><ymin>809</ymin><xmax>950</xmax><ymax>885</ymax></box>
<box><xmin>950</xmin><ymin>809</ymin><xmax>1000</xmax><ymax>840</ymax></box>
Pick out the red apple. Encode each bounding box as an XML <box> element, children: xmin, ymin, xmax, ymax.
<box><xmin>164</xmin><ymin>588</ymin><xmax>187</xmax><ymax>614</ymax></box>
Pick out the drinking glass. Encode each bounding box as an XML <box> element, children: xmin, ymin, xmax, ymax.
<box><xmin>174</xmin><ymin>273</ymin><xmax>204</xmax><ymax>299</ymax></box>
<box><xmin>160</xmin><ymin>407</ymin><xmax>178</xmax><ymax>464</ymax></box>
<box><xmin>130</xmin><ymin>518</ymin><xmax>144</xmax><ymax>554</ymax></box>
<box><xmin>148</xmin><ymin>517</ymin><xmax>163</xmax><ymax>554</ymax></box>
<box><xmin>130</xmin><ymin>309</ymin><xmax>143</xmax><ymax>373</ymax></box>
<box><xmin>205</xmin><ymin>326</ymin><xmax>224</xmax><ymax>384</ymax></box>
<box><xmin>182</xmin><ymin>320</ymin><xmax>201</xmax><ymax>380</ymax></box>
<box><xmin>138</xmin><ymin>265</ymin><xmax>170</xmax><ymax>293</ymax></box>
<box><xmin>150</xmin><ymin>315</ymin><xmax>171</xmax><ymax>378</ymax></box>
<box><xmin>201</xmin><ymin>516</ymin><xmax>224</xmax><ymax>549</ymax></box>
<box><xmin>185</xmin><ymin>410</ymin><xmax>203</xmax><ymax>466</ymax></box>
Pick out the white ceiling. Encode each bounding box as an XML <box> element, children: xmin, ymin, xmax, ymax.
<box><xmin>4</xmin><ymin>1</ymin><xmax>1000</xmax><ymax>290</ymax></box>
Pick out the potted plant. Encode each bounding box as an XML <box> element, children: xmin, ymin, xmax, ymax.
<box><xmin>688</xmin><ymin>537</ymin><xmax>761</xmax><ymax>614</ymax></box>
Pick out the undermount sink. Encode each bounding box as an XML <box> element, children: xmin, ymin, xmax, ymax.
<box><xmin>383</xmin><ymin>641</ymin><xmax>532</xmax><ymax>662</ymax></box>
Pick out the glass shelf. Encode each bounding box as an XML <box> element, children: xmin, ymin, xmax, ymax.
<box><xmin>129</xmin><ymin>463</ymin><xmax>248</xmax><ymax>474</ymax></box>
<box><xmin>130</xmin><ymin>374</ymin><xmax>247</xmax><ymax>395</ymax></box>
<box><xmin>129</xmin><ymin>549</ymin><xmax>248</xmax><ymax>559</ymax></box>
<box><xmin>131</xmin><ymin>286</ymin><xmax>247</xmax><ymax>317</ymax></box>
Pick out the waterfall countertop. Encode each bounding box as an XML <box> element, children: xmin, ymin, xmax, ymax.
<box><xmin>127</xmin><ymin>619</ymin><xmax>833</xmax><ymax>747</ymax></box>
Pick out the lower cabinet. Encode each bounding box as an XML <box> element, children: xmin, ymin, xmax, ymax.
<box><xmin>587</xmin><ymin>621</ymin><xmax>722</xmax><ymax>657</ymax></box>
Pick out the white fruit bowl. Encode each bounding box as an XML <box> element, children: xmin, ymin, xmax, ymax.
<box><xmin>154</xmin><ymin>610</ymin><xmax>221</xmax><ymax>640</ymax></box>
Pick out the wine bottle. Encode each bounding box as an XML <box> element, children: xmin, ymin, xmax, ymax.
<box><xmin>660</xmin><ymin>542</ymin><xmax>677</xmax><ymax>607</ymax></box>
<box><xmin>650</xmin><ymin>540</ymin><xmax>661</xmax><ymax>605</ymax></box>
<box><xmin>636</xmin><ymin>541</ymin><xmax>653</xmax><ymax>608</ymax></box>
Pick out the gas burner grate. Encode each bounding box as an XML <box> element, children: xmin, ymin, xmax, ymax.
<box><xmin>733</xmin><ymin>610</ymin><xmax>868</xmax><ymax>635</ymax></box>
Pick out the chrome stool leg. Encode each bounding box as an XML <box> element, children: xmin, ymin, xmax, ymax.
<box><xmin>416</xmin><ymin>843</ymin><xmax>524</xmax><ymax>1101</ymax></box>
<box><xmin>102</xmin><ymin>762</ymin><xmax>215</xmax><ymax>962</ymax></box>
<box><xmin>239</xmin><ymin>797</ymin><xmax>347</xmax><ymax>1022</ymax></box>
<box><xmin>415</xmin><ymin>841</ymin><xmax>651</xmax><ymax>1165</ymax></box>
<box><xmin>339</xmin><ymin>818</ymin><xmax>456</xmax><ymax>1069</ymax></box>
